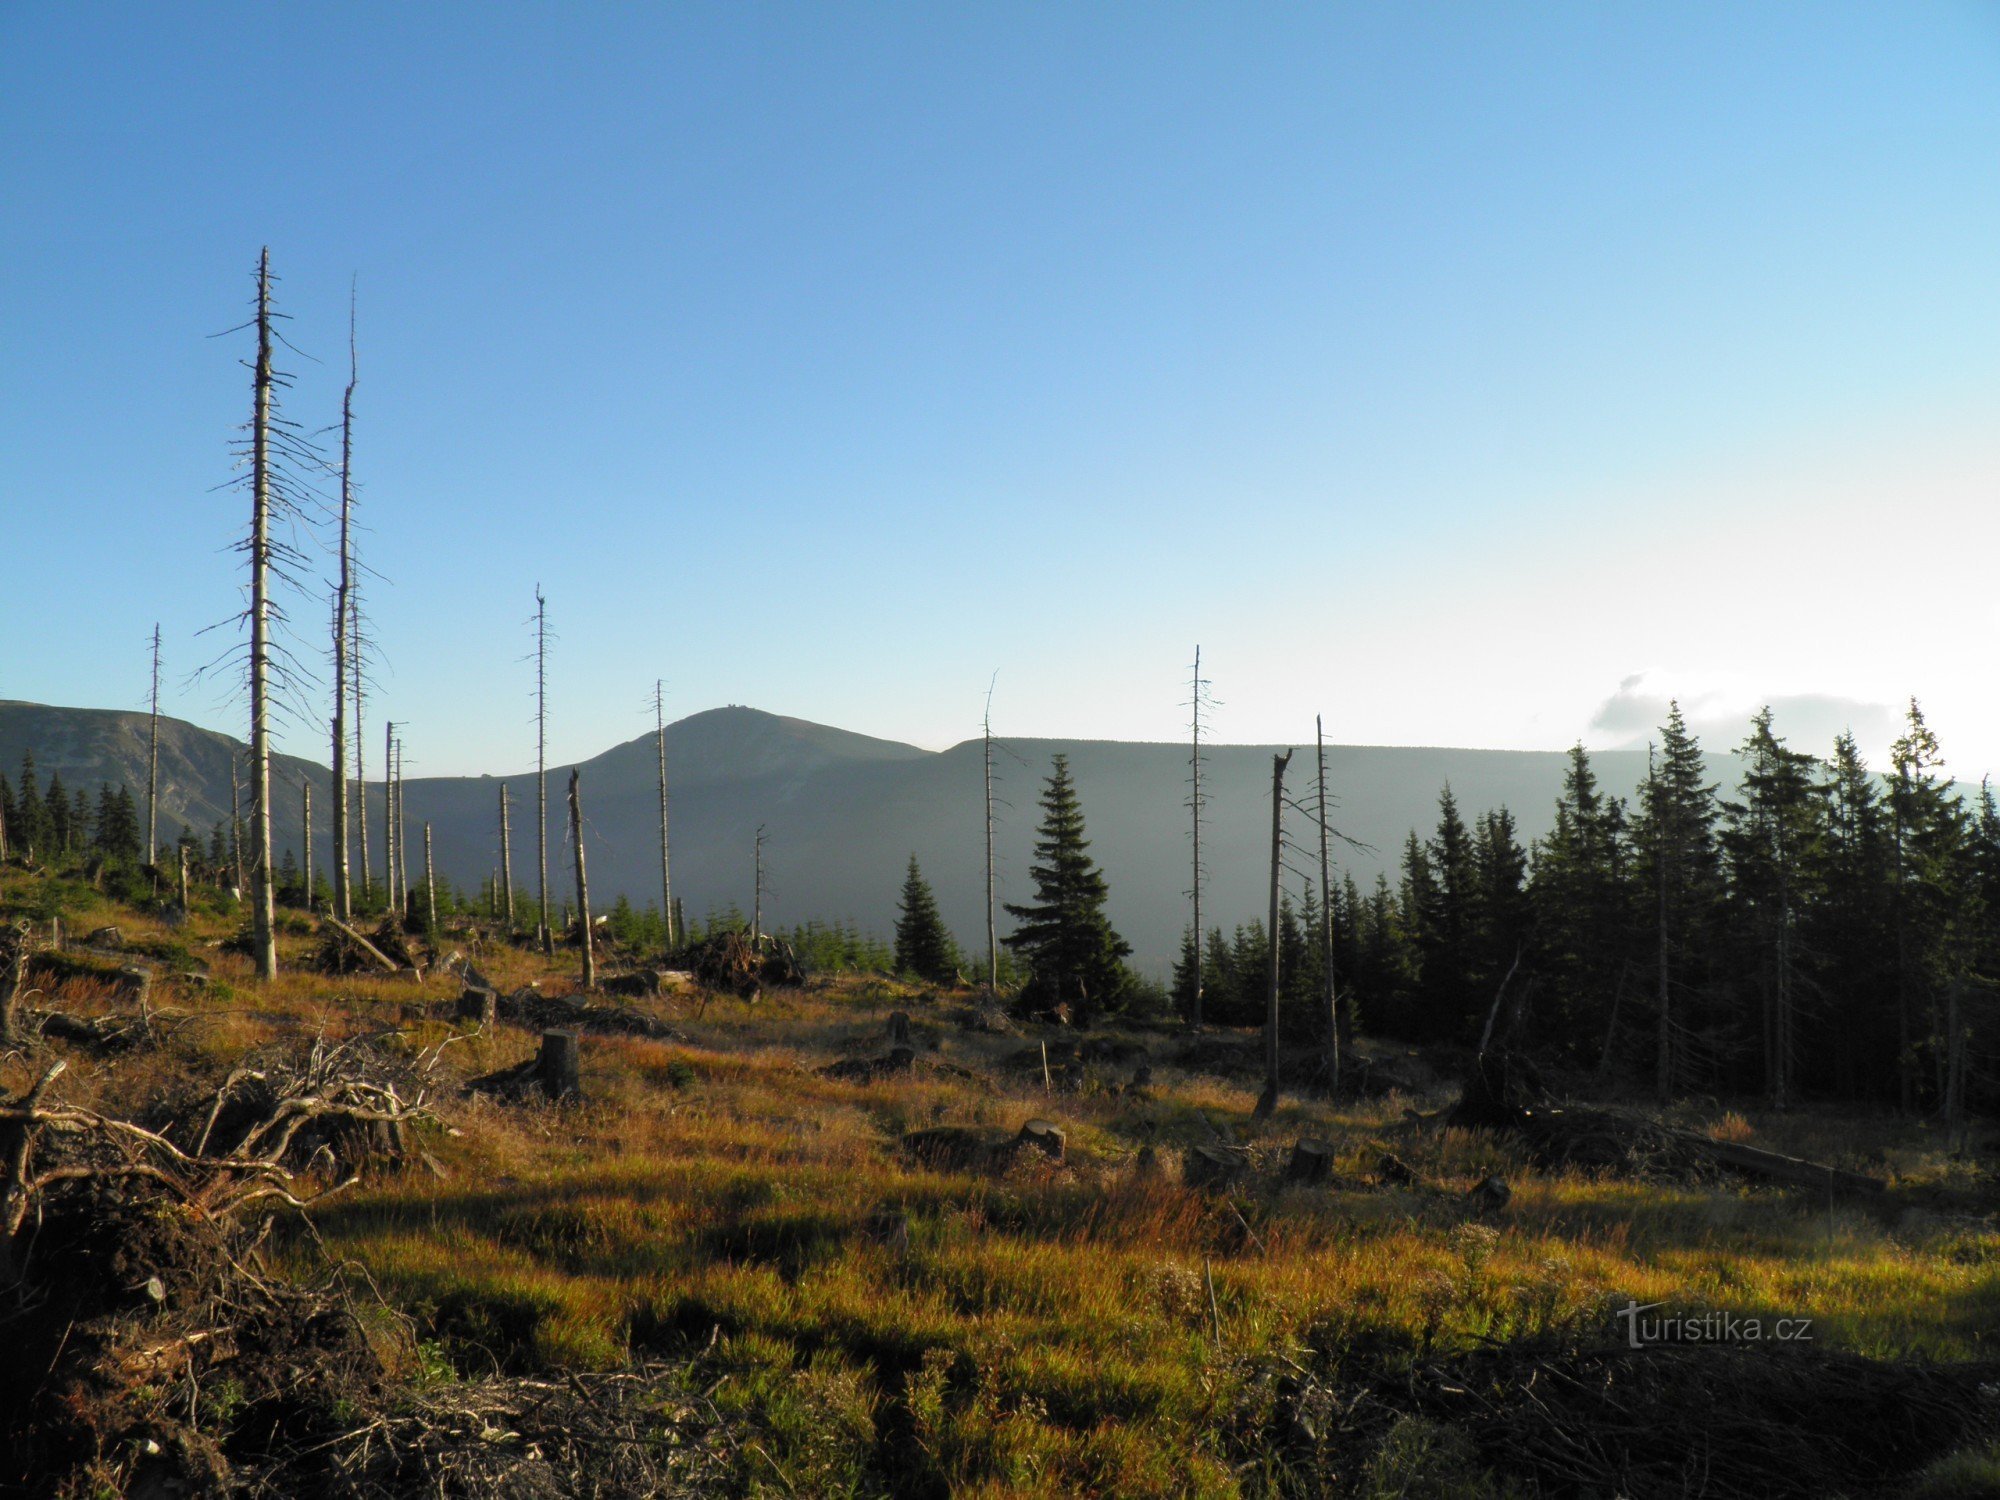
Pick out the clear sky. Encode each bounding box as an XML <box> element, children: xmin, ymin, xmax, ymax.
<box><xmin>5</xmin><ymin>3</ymin><xmax>1999</xmax><ymax>780</ymax></box>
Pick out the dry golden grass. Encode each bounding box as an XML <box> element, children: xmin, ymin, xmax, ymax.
<box><xmin>5</xmin><ymin>869</ymin><xmax>1997</xmax><ymax>1497</ymax></box>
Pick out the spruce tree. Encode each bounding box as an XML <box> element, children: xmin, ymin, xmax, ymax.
<box><xmin>1720</xmin><ymin>708</ymin><xmax>1825</xmax><ymax>1104</ymax></box>
<box><xmin>893</xmin><ymin>855</ymin><xmax>958</xmax><ymax>983</ymax></box>
<box><xmin>1634</xmin><ymin>701</ymin><xmax>1722</xmax><ymax>1097</ymax></box>
<box><xmin>1003</xmin><ymin>755</ymin><xmax>1131</xmax><ymax>1021</ymax></box>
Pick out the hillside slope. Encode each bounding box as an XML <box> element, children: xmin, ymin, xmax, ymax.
<box><xmin>1</xmin><ymin>700</ymin><xmax>1741</xmax><ymax>972</ymax></box>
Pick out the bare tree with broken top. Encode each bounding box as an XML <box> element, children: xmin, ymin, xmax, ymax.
<box><xmin>1186</xmin><ymin>645</ymin><xmax>1215</xmax><ymax>1029</ymax></box>
<box><xmin>499</xmin><ymin>780</ymin><xmax>516</xmax><ymax>932</ymax></box>
<box><xmin>1253</xmin><ymin>748</ymin><xmax>1292</xmax><ymax>1120</ymax></box>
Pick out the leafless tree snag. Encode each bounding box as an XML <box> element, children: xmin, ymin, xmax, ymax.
<box><xmin>499</xmin><ymin>780</ymin><xmax>515</xmax><ymax>932</ymax></box>
<box><xmin>654</xmin><ymin>679</ymin><xmax>675</xmax><ymax>948</ymax></box>
<box><xmin>569</xmin><ymin>769</ymin><xmax>595</xmax><ymax>988</ymax></box>
<box><xmin>984</xmin><ymin>672</ymin><xmax>999</xmax><ymax>996</ymax></box>
<box><xmin>1253</xmin><ymin>749</ymin><xmax>1292</xmax><ymax>1120</ymax></box>
<box><xmin>146</xmin><ymin>622</ymin><xmax>161</xmax><ymax>871</ymax></box>
<box><xmin>1314</xmin><ymin>715</ymin><xmax>1341</xmax><ymax>1095</ymax></box>
<box><xmin>330</xmin><ymin>288</ymin><xmax>357</xmax><ymax>922</ymax></box>
<box><xmin>535</xmin><ymin>587</ymin><xmax>552</xmax><ymax>955</ymax></box>
<box><xmin>301</xmin><ymin>778</ymin><xmax>313</xmax><ymax>910</ymax></box>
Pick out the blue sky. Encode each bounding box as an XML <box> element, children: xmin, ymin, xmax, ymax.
<box><xmin>5</xmin><ymin>4</ymin><xmax>1999</xmax><ymax>778</ymax></box>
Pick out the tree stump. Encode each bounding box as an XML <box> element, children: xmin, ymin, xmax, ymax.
<box><xmin>885</xmin><ymin>1045</ymin><xmax>917</xmax><ymax>1073</ymax></box>
<box><xmin>119</xmin><ymin>967</ymin><xmax>153</xmax><ymax>1013</ymax></box>
<box><xmin>457</xmin><ymin>986</ymin><xmax>498</xmax><ymax>1028</ymax></box>
<box><xmin>887</xmin><ymin>1010</ymin><xmax>912</xmax><ymax>1047</ymax></box>
<box><xmin>538</xmin><ymin>1029</ymin><xmax>581</xmax><ymax>1102</ymax></box>
<box><xmin>1377</xmin><ymin>1152</ymin><xmax>1418</xmax><ymax>1187</ymax></box>
<box><xmin>1016</xmin><ymin>1119</ymin><xmax>1065</xmax><ymax>1161</ymax></box>
<box><xmin>1184</xmin><ymin>1144</ymin><xmax>1249</xmax><ymax>1192</ymax></box>
<box><xmin>1287</xmin><ymin>1138</ymin><xmax>1334</xmax><ymax>1186</ymax></box>
<box><xmin>87</xmin><ymin>926</ymin><xmax>124</xmax><ymax>950</ymax></box>
<box><xmin>1466</xmin><ymin>1175</ymin><xmax>1511</xmax><ymax>1216</ymax></box>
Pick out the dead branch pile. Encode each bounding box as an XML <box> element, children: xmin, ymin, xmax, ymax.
<box><xmin>1271</xmin><ymin>1330</ymin><xmax>2000</xmax><ymax>1498</ymax></box>
<box><xmin>684</xmin><ymin>930</ymin><xmax>806</xmax><ymax>999</ymax></box>
<box><xmin>302</xmin><ymin>1361</ymin><xmax>732</xmax><ymax>1498</ymax></box>
<box><xmin>313</xmin><ymin>917</ymin><xmax>424</xmax><ymax>977</ymax></box>
<box><xmin>0</xmin><ymin>1037</ymin><xmax>440</xmax><ymax>1496</ymax></box>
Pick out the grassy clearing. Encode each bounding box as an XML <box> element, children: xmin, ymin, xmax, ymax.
<box><xmin>5</xmin><ymin>871</ymin><xmax>1997</xmax><ymax>1496</ymax></box>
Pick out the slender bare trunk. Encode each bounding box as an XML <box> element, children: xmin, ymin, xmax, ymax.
<box><xmin>247</xmin><ymin>248</ymin><xmax>277</xmax><ymax>978</ymax></box>
<box><xmin>382</xmin><ymin>722</ymin><xmax>396</xmax><ymax>917</ymax></box>
<box><xmin>353</xmin><ymin>573</ymin><xmax>368</xmax><ymax>904</ymax></box>
<box><xmin>536</xmin><ymin>588</ymin><xmax>551</xmax><ymax>955</ymax></box>
<box><xmin>302</xmin><ymin>779</ymin><xmax>313</xmax><ymax>909</ymax></box>
<box><xmin>499</xmin><ymin>781</ymin><xmax>515</xmax><ymax>931</ymax></box>
<box><xmin>655</xmin><ymin>680</ymin><xmax>674</xmax><ymax>947</ymax></box>
<box><xmin>230</xmin><ymin>758</ymin><xmax>245</xmax><ymax>894</ymax></box>
<box><xmin>423</xmin><ymin>822</ymin><xmax>436</xmax><ymax>936</ymax></box>
<box><xmin>178</xmin><ymin>844</ymin><xmax>189</xmax><ymax>911</ymax></box>
<box><xmin>331</xmin><ymin>298</ymin><xmax>355</xmax><ymax>921</ymax></box>
<box><xmin>753</xmin><ymin>824</ymin><xmax>766</xmax><ymax>940</ymax></box>
<box><xmin>1315</xmin><ymin>716</ymin><xmax>1339</xmax><ymax>1095</ymax></box>
<box><xmin>1189</xmin><ymin>646</ymin><xmax>1204</xmax><ymax>1028</ymax></box>
<box><xmin>570</xmin><ymin>769</ymin><xmax>594</xmax><ymax>987</ymax></box>
<box><xmin>983</xmin><ymin>673</ymin><xmax>998</xmax><ymax>995</ymax></box>
<box><xmin>1254</xmin><ymin>749</ymin><xmax>1292</xmax><ymax>1119</ymax></box>
<box><xmin>147</xmin><ymin>623</ymin><xmax>161</xmax><ymax>870</ymax></box>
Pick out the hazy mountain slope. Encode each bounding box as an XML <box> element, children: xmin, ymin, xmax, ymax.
<box><xmin>2</xmin><ymin>699</ymin><xmax>1735</xmax><ymax>974</ymax></box>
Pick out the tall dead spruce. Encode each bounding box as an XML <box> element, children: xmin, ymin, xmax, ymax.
<box><xmin>208</xmin><ymin>249</ymin><xmax>324</xmax><ymax>978</ymax></box>
<box><xmin>1253</xmin><ymin>749</ymin><xmax>1293</xmax><ymax>1119</ymax></box>
<box><xmin>570</xmin><ymin>768</ymin><xmax>595</xmax><ymax>987</ymax></box>
<box><xmin>146</xmin><ymin>622</ymin><xmax>162</xmax><ymax>872</ymax></box>
<box><xmin>329</xmin><ymin>289</ymin><xmax>357</xmax><ymax>921</ymax></box>
<box><xmin>653</xmin><ymin>679</ymin><xmax>675</xmax><ymax>948</ymax></box>
<box><xmin>534</xmin><ymin>587</ymin><xmax>552</xmax><ymax>954</ymax></box>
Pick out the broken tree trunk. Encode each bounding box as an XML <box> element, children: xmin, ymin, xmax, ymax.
<box><xmin>1252</xmin><ymin>749</ymin><xmax>1292</xmax><ymax>1120</ymax></box>
<box><xmin>538</xmin><ymin>1029</ymin><xmax>581</xmax><ymax>1102</ymax></box>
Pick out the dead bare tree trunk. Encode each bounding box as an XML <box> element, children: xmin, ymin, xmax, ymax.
<box><xmin>147</xmin><ymin>622</ymin><xmax>161</xmax><ymax>872</ymax></box>
<box><xmin>178</xmin><ymin>844</ymin><xmax>189</xmax><ymax>912</ymax></box>
<box><xmin>247</xmin><ymin>249</ymin><xmax>278</xmax><ymax>979</ymax></box>
<box><xmin>536</xmin><ymin>588</ymin><xmax>552</xmax><ymax>956</ymax></box>
<box><xmin>301</xmin><ymin>779</ymin><xmax>313</xmax><ymax>910</ymax></box>
<box><xmin>654</xmin><ymin>679</ymin><xmax>674</xmax><ymax>948</ymax></box>
<box><xmin>499</xmin><ymin>781</ymin><xmax>516</xmax><ymax>932</ymax></box>
<box><xmin>570</xmin><ymin>769</ymin><xmax>594</xmax><ymax>988</ymax></box>
<box><xmin>330</xmin><ymin>293</ymin><xmax>356</xmax><ymax>922</ymax></box>
<box><xmin>983</xmin><ymin>672</ymin><xmax>998</xmax><ymax>996</ymax></box>
<box><xmin>752</xmin><ymin>824</ymin><xmax>766</xmax><ymax>940</ymax></box>
<box><xmin>423</xmin><ymin>822</ymin><xmax>437</xmax><ymax>936</ymax></box>
<box><xmin>1314</xmin><ymin>715</ymin><xmax>1340</xmax><ymax>1096</ymax></box>
<box><xmin>353</xmin><ymin>570</ymin><xmax>369</xmax><ymax>906</ymax></box>
<box><xmin>230</xmin><ymin>757</ymin><xmax>246</xmax><ymax>895</ymax></box>
<box><xmin>1188</xmin><ymin>646</ymin><xmax>1207</xmax><ymax>1029</ymax></box>
<box><xmin>384</xmin><ymin>721</ymin><xmax>398</xmax><ymax>918</ymax></box>
<box><xmin>1253</xmin><ymin>749</ymin><xmax>1292</xmax><ymax>1120</ymax></box>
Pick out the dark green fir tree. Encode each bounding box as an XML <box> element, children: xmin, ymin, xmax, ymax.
<box><xmin>893</xmin><ymin>855</ymin><xmax>958</xmax><ymax>983</ymax></box>
<box><xmin>1003</xmin><ymin>755</ymin><xmax>1131</xmax><ymax>1021</ymax></box>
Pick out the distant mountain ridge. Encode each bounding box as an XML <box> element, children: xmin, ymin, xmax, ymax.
<box><xmin>0</xmin><ymin>699</ymin><xmax>1741</xmax><ymax>975</ymax></box>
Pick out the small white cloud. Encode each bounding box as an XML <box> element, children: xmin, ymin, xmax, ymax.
<box><xmin>1586</xmin><ymin>670</ymin><xmax>1897</xmax><ymax>758</ymax></box>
